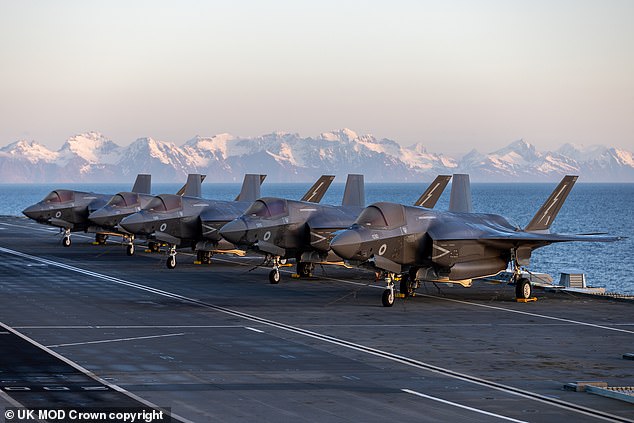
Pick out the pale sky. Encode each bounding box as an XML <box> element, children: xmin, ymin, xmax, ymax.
<box><xmin>0</xmin><ymin>0</ymin><xmax>632</xmax><ymax>156</ymax></box>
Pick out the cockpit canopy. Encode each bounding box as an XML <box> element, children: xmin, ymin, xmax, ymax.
<box><xmin>106</xmin><ymin>192</ymin><xmax>139</xmax><ymax>208</ymax></box>
<box><xmin>245</xmin><ymin>198</ymin><xmax>288</xmax><ymax>219</ymax></box>
<box><xmin>145</xmin><ymin>195</ymin><xmax>182</xmax><ymax>213</ymax></box>
<box><xmin>356</xmin><ymin>202</ymin><xmax>406</xmax><ymax>229</ymax></box>
<box><xmin>43</xmin><ymin>190</ymin><xmax>75</xmax><ymax>204</ymax></box>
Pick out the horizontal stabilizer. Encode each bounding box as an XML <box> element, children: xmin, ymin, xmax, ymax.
<box><xmin>525</xmin><ymin>175</ymin><xmax>577</xmax><ymax>232</ymax></box>
<box><xmin>301</xmin><ymin>175</ymin><xmax>335</xmax><ymax>203</ymax></box>
<box><xmin>234</xmin><ymin>174</ymin><xmax>266</xmax><ymax>202</ymax></box>
<box><xmin>131</xmin><ymin>174</ymin><xmax>151</xmax><ymax>194</ymax></box>
<box><xmin>342</xmin><ymin>174</ymin><xmax>365</xmax><ymax>207</ymax></box>
<box><xmin>414</xmin><ymin>175</ymin><xmax>451</xmax><ymax>208</ymax></box>
<box><xmin>448</xmin><ymin>174</ymin><xmax>473</xmax><ymax>213</ymax></box>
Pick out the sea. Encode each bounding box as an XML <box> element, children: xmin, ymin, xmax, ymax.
<box><xmin>1</xmin><ymin>182</ymin><xmax>632</xmax><ymax>295</ymax></box>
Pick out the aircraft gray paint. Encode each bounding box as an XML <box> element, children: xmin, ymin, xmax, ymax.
<box><xmin>87</xmin><ymin>174</ymin><xmax>204</xmax><ymax>256</ymax></box>
<box><xmin>118</xmin><ymin>175</ymin><xmax>334</xmax><ymax>269</ymax></box>
<box><xmin>194</xmin><ymin>175</ymin><xmax>335</xmax><ymax>266</ymax></box>
<box><xmin>330</xmin><ymin>175</ymin><xmax>622</xmax><ymax>307</ymax></box>
<box><xmin>220</xmin><ymin>175</ymin><xmax>451</xmax><ymax>284</ymax></box>
<box><xmin>119</xmin><ymin>174</ymin><xmax>261</xmax><ymax>269</ymax></box>
<box><xmin>22</xmin><ymin>174</ymin><xmax>151</xmax><ymax>247</ymax></box>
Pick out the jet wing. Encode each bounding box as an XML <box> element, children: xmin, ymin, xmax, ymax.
<box><xmin>429</xmin><ymin>228</ymin><xmax>622</xmax><ymax>247</ymax></box>
<box><xmin>477</xmin><ymin>232</ymin><xmax>622</xmax><ymax>243</ymax></box>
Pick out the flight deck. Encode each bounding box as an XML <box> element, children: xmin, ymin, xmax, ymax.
<box><xmin>0</xmin><ymin>216</ymin><xmax>632</xmax><ymax>422</ymax></box>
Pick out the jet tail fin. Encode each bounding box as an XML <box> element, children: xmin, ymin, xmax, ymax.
<box><xmin>414</xmin><ymin>175</ymin><xmax>451</xmax><ymax>208</ymax></box>
<box><xmin>301</xmin><ymin>175</ymin><xmax>335</xmax><ymax>203</ymax></box>
<box><xmin>131</xmin><ymin>174</ymin><xmax>151</xmax><ymax>194</ymax></box>
<box><xmin>341</xmin><ymin>174</ymin><xmax>365</xmax><ymax>207</ymax></box>
<box><xmin>448</xmin><ymin>174</ymin><xmax>473</xmax><ymax>213</ymax></box>
<box><xmin>234</xmin><ymin>174</ymin><xmax>266</xmax><ymax>202</ymax></box>
<box><xmin>178</xmin><ymin>174</ymin><xmax>205</xmax><ymax>197</ymax></box>
<box><xmin>525</xmin><ymin>175</ymin><xmax>578</xmax><ymax>232</ymax></box>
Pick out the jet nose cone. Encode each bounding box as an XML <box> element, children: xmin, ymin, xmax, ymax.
<box><xmin>219</xmin><ymin>219</ymin><xmax>247</xmax><ymax>245</ymax></box>
<box><xmin>88</xmin><ymin>209</ymin><xmax>111</xmax><ymax>227</ymax></box>
<box><xmin>22</xmin><ymin>204</ymin><xmax>43</xmax><ymax>221</ymax></box>
<box><xmin>330</xmin><ymin>230</ymin><xmax>362</xmax><ymax>260</ymax></box>
<box><xmin>119</xmin><ymin>214</ymin><xmax>147</xmax><ymax>235</ymax></box>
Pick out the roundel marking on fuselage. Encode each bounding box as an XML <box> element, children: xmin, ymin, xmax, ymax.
<box><xmin>55</xmin><ymin>211</ymin><xmax>62</xmax><ymax>218</ymax></box>
<box><xmin>263</xmin><ymin>231</ymin><xmax>271</xmax><ymax>241</ymax></box>
<box><xmin>378</xmin><ymin>243</ymin><xmax>387</xmax><ymax>256</ymax></box>
<box><xmin>160</xmin><ymin>223</ymin><xmax>167</xmax><ymax>232</ymax></box>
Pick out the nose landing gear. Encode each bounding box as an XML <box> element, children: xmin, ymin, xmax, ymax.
<box><xmin>166</xmin><ymin>245</ymin><xmax>177</xmax><ymax>269</ymax></box>
<box><xmin>62</xmin><ymin>228</ymin><xmax>71</xmax><ymax>247</ymax></box>
<box><xmin>382</xmin><ymin>273</ymin><xmax>396</xmax><ymax>307</ymax></box>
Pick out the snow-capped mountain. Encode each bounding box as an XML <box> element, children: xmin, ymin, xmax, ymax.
<box><xmin>0</xmin><ymin>130</ymin><xmax>632</xmax><ymax>183</ymax></box>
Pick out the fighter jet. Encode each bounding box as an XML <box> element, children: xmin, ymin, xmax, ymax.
<box><xmin>189</xmin><ymin>174</ymin><xmax>338</xmax><ymax>267</ymax></box>
<box><xmin>22</xmin><ymin>174</ymin><xmax>151</xmax><ymax>247</ymax></box>
<box><xmin>220</xmin><ymin>175</ymin><xmax>451</xmax><ymax>284</ymax></box>
<box><xmin>119</xmin><ymin>174</ymin><xmax>335</xmax><ymax>269</ymax></box>
<box><xmin>330</xmin><ymin>174</ymin><xmax>622</xmax><ymax>307</ymax></box>
<box><xmin>87</xmin><ymin>174</ymin><xmax>205</xmax><ymax>256</ymax></box>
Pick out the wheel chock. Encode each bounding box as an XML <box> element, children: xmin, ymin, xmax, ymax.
<box><xmin>291</xmin><ymin>273</ymin><xmax>300</xmax><ymax>279</ymax></box>
<box><xmin>194</xmin><ymin>261</ymin><xmax>202</xmax><ymax>265</ymax></box>
<box><xmin>396</xmin><ymin>293</ymin><xmax>405</xmax><ymax>298</ymax></box>
<box><xmin>516</xmin><ymin>297</ymin><xmax>537</xmax><ymax>303</ymax></box>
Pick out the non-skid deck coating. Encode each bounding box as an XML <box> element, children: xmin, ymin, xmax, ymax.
<box><xmin>0</xmin><ymin>216</ymin><xmax>632</xmax><ymax>423</ymax></box>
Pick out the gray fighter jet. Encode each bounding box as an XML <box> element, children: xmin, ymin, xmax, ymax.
<box><xmin>119</xmin><ymin>174</ymin><xmax>335</xmax><ymax>269</ymax></box>
<box><xmin>118</xmin><ymin>173</ymin><xmax>270</xmax><ymax>268</ymax></box>
<box><xmin>330</xmin><ymin>175</ymin><xmax>622</xmax><ymax>307</ymax></box>
<box><xmin>22</xmin><ymin>174</ymin><xmax>151</xmax><ymax>247</ymax></box>
<box><xmin>220</xmin><ymin>175</ymin><xmax>452</xmax><ymax>284</ymax></box>
<box><xmin>192</xmin><ymin>174</ymin><xmax>337</xmax><ymax>267</ymax></box>
<box><xmin>88</xmin><ymin>174</ymin><xmax>205</xmax><ymax>256</ymax></box>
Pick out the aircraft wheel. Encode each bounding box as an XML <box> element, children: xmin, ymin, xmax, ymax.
<box><xmin>382</xmin><ymin>289</ymin><xmax>395</xmax><ymax>307</ymax></box>
<box><xmin>166</xmin><ymin>256</ymin><xmax>176</xmax><ymax>269</ymax></box>
<box><xmin>399</xmin><ymin>276</ymin><xmax>412</xmax><ymax>298</ymax></box>
<box><xmin>269</xmin><ymin>269</ymin><xmax>281</xmax><ymax>284</ymax></box>
<box><xmin>298</xmin><ymin>262</ymin><xmax>312</xmax><ymax>278</ymax></box>
<box><xmin>126</xmin><ymin>244</ymin><xmax>135</xmax><ymax>256</ymax></box>
<box><xmin>515</xmin><ymin>278</ymin><xmax>532</xmax><ymax>299</ymax></box>
<box><xmin>62</xmin><ymin>236</ymin><xmax>71</xmax><ymax>247</ymax></box>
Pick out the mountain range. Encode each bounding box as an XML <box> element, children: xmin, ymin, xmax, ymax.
<box><xmin>1</xmin><ymin>129</ymin><xmax>632</xmax><ymax>183</ymax></box>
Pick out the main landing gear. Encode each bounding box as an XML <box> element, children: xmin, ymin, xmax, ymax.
<box><xmin>515</xmin><ymin>276</ymin><xmax>532</xmax><ymax>300</ymax></box>
<box><xmin>295</xmin><ymin>261</ymin><xmax>314</xmax><ymax>278</ymax></box>
<box><xmin>95</xmin><ymin>233</ymin><xmax>108</xmax><ymax>245</ymax></box>
<box><xmin>510</xmin><ymin>249</ymin><xmax>533</xmax><ymax>300</ymax></box>
<box><xmin>196</xmin><ymin>250</ymin><xmax>213</xmax><ymax>265</ymax></box>
<box><xmin>400</xmin><ymin>273</ymin><xmax>419</xmax><ymax>298</ymax></box>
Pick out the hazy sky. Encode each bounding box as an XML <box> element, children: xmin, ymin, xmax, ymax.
<box><xmin>0</xmin><ymin>0</ymin><xmax>632</xmax><ymax>155</ymax></box>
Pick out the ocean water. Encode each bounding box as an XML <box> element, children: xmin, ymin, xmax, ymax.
<box><xmin>1</xmin><ymin>182</ymin><xmax>632</xmax><ymax>294</ymax></box>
